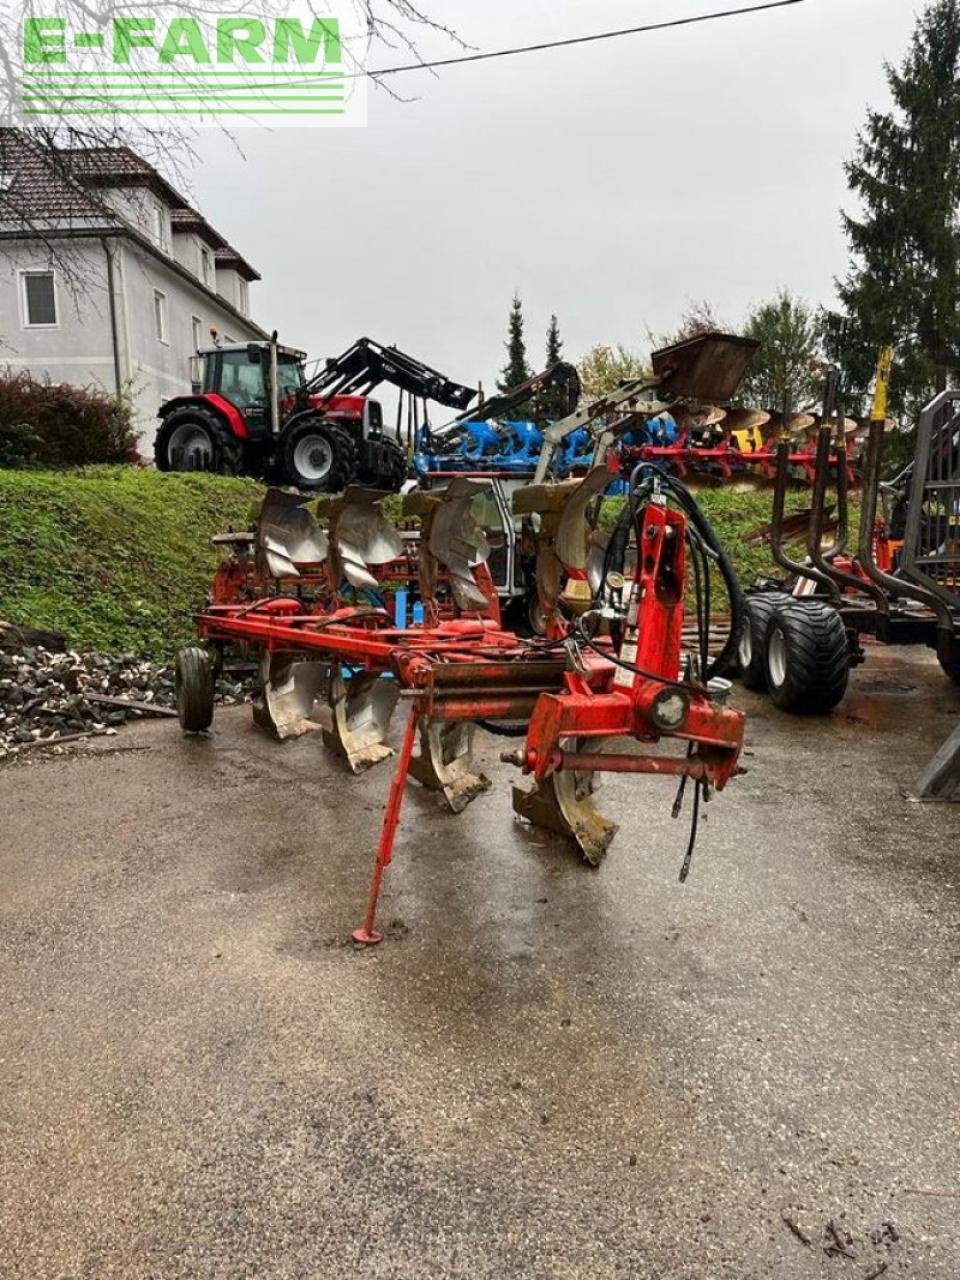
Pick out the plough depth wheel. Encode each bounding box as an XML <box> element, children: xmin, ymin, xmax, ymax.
<box><xmin>175</xmin><ymin>647</ymin><xmax>215</xmax><ymax>734</ymax></box>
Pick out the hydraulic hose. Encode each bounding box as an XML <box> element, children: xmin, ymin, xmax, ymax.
<box><xmin>626</xmin><ymin>463</ymin><xmax>745</xmax><ymax>679</ymax></box>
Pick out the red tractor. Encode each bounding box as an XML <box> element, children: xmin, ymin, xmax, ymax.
<box><xmin>154</xmin><ymin>334</ymin><xmax>476</xmax><ymax>492</ymax></box>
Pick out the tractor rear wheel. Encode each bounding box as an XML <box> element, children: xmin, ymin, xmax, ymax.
<box><xmin>280</xmin><ymin>417</ymin><xmax>357</xmax><ymax>492</ymax></box>
<box><xmin>155</xmin><ymin>406</ymin><xmax>242</xmax><ymax>475</ymax></box>
<box><xmin>738</xmin><ymin>592</ymin><xmax>791</xmax><ymax>691</ymax></box>
<box><xmin>381</xmin><ymin>438</ymin><xmax>408</xmax><ymax>492</ymax></box>
<box><xmin>175</xmin><ymin>646</ymin><xmax>215</xmax><ymax>733</ymax></box>
<box><xmin>764</xmin><ymin>600</ymin><xmax>849</xmax><ymax>714</ymax></box>
<box><xmin>357</xmin><ymin>437</ymin><xmax>408</xmax><ymax>492</ymax></box>
<box><xmin>937</xmin><ymin>631</ymin><xmax>960</xmax><ymax>686</ymax></box>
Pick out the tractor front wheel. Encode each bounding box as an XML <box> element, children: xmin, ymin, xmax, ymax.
<box><xmin>280</xmin><ymin>417</ymin><xmax>357</xmax><ymax>492</ymax></box>
<box><xmin>155</xmin><ymin>406</ymin><xmax>242</xmax><ymax>475</ymax></box>
<box><xmin>738</xmin><ymin>592</ymin><xmax>791</xmax><ymax>691</ymax></box>
<box><xmin>176</xmin><ymin>647</ymin><xmax>215</xmax><ymax>733</ymax></box>
<box><xmin>937</xmin><ymin>631</ymin><xmax>960</xmax><ymax>686</ymax></box>
<box><xmin>764</xmin><ymin>601</ymin><xmax>849</xmax><ymax>714</ymax></box>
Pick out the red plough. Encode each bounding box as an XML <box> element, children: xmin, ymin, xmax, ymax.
<box><xmin>178</xmin><ymin>463</ymin><xmax>748</xmax><ymax>944</ymax></box>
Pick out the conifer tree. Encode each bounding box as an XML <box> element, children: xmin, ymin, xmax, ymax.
<box><xmin>498</xmin><ymin>294</ymin><xmax>531</xmax><ymax>393</ymax></box>
<box><xmin>836</xmin><ymin>0</ymin><xmax>960</xmax><ymax>414</ymax></box>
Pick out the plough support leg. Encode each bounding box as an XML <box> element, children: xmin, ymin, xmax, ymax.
<box><xmin>353</xmin><ymin>704</ymin><xmax>420</xmax><ymax>946</ymax></box>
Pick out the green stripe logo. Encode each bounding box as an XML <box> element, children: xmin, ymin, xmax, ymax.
<box><xmin>18</xmin><ymin>10</ymin><xmax>366</xmax><ymax>126</ymax></box>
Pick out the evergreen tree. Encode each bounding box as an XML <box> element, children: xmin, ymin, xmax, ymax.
<box><xmin>498</xmin><ymin>293</ymin><xmax>531</xmax><ymax>393</ymax></box>
<box><xmin>545</xmin><ymin>314</ymin><xmax>563</xmax><ymax>367</ymax></box>
<box><xmin>541</xmin><ymin>315</ymin><xmax>566</xmax><ymax>421</ymax></box>
<box><xmin>836</xmin><ymin>0</ymin><xmax>960</xmax><ymax>416</ymax></box>
<box><xmin>739</xmin><ymin>289</ymin><xmax>823</xmax><ymax>410</ymax></box>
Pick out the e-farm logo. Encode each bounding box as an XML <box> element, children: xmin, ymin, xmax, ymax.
<box><xmin>17</xmin><ymin>7</ymin><xmax>366</xmax><ymax>127</ymax></box>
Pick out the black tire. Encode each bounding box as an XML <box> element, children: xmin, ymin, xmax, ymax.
<box><xmin>279</xmin><ymin>416</ymin><xmax>357</xmax><ymax>492</ymax></box>
<box><xmin>357</xmin><ymin>437</ymin><xmax>408</xmax><ymax>492</ymax></box>
<box><xmin>937</xmin><ymin>631</ymin><xmax>960</xmax><ymax>686</ymax></box>
<box><xmin>738</xmin><ymin>592</ymin><xmax>791</xmax><ymax>691</ymax></box>
<box><xmin>176</xmin><ymin>646</ymin><xmax>215</xmax><ymax>733</ymax></box>
<box><xmin>155</xmin><ymin>405</ymin><xmax>243</xmax><ymax>475</ymax></box>
<box><xmin>381</xmin><ymin>438</ymin><xmax>408</xmax><ymax>492</ymax></box>
<box><xmin>527</xmin><ymin>590</ymin><xmax>548</xmax><ymax>637</ymax></box>
<box><xmin>764</xmin><ymin>601</ymin><xmax>850</xmax><ymax>714</ymax></box>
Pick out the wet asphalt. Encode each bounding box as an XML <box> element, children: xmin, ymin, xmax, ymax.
<box><xmin>1</xmin><ymin>648</ymin><xmax>958</xmax><ymax>1279</ymax></box>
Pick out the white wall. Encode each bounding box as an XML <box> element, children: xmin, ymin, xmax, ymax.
<box><xmin>0</xmin><ymin>237</ymin><xmax>117</xmax><ymax>397</ymax></box>
<box><xmin>0</xmin><ymin>234</ymin><xmax>263</xmax><ymax>453</ymax></box>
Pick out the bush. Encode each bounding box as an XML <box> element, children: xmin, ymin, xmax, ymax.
<box><xmin>0</xmin><ymin>370</ymin><xmax>139</xmax><ymax>468</ymax></box>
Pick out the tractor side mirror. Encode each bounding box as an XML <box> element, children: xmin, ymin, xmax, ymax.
<box><xmin>247</xmin><ymin>344</ymin><xmax>262</xmax><ymax>364</ymax></box>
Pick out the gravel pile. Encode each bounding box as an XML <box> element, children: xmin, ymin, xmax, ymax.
<box><xmin>0</xmin><ymin>624</ymin><xmax>248</xmax><ymax>760</ymax></box>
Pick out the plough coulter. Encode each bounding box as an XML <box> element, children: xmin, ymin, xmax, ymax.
<box><xmin>176</xmin><ymin>334</ymin><xmax>755</xmax><ymax>943</ymax></box>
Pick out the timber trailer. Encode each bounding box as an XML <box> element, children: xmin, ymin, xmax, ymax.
<box><xmin>155</xmin><ymin>334</ymin><xmax>476</xmax><ymax>492</ymax></box>
<box><xmin>175</xmin><ymin>332</ymin><xmax>757</xmax><ymax>944</ymax></box>
<box><xmin>737</xmin><ymin>352</ymin><xmax>960</xmax><ymax>716</ymax></box>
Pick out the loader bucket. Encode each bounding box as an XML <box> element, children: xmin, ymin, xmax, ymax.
<box><xmin>320</xmin><ymin>668</ymin><xmax>400</xmax><ymax>773</ymax></box>
<box><xmin>428</xmin><ymin>477</ymin><xmax>493</xmax><ymax>612</ymax></box>
<box><xmin>321</xmin><ymin>487</ymin><xmax>404</xmax><ymax>592</ymax></box>
<box><xmin>256</xmin><ymin>489</ymin><xmax>329</xmax><ymax>579</ymax></box>
<box><xmin>512</xmin><ymin>764</ymin><xmax>618</xmax><ymax>866</ymax></box>
<box><xmin>651</xmin><ymin>332</ymin><xmax>759</xmax><ymax>402</ymax></box>
<box><xmin>409</xmin><ymin>718</ymin><xmax>492</xmax><ymax>812</ymax></box>
<box><xmin>252</xmin><ymin>651</ymin><xmax>328</xmax><ymax>739</ymax></box>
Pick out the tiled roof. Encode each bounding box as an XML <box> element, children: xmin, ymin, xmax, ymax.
<box><xmin>0</xmin><ymin>129</ymin><xmax>115</xmax><ymax>223</ymax></box>
<box><xmin>0</xmin><ymin>129</ymin><xmax>259</xmax><ymax>282</ymax></box>
<box><xmin>62</xmin><ymin>144</ymin><xmax>189</xmax><ymax>208</ymax></box>
<box><xmin>170</xmin><ymin>205</ymin><xmax>228</xmax><ymax>250</ymax></box>
<box><xmin>215</xmin><ymin>245</ymin><xmax>261</xmax><ymax>282</ymax></box>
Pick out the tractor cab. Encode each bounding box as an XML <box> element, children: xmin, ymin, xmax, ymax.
<box><xmin>194</xmin><ymin>342</ymin><xmax>307</xmax><ymax>440</ymax></box>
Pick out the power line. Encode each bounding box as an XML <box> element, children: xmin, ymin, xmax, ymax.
<box><xmin>364</xmin><ymin>0</ymin><xmax>805</xmax><ymax>80</ymax></box>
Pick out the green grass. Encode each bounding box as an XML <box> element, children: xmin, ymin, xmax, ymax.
<box><xmin>0</xmin><ymin>467</ymin><xmax>264</xmax><ymax>659</ymax></box>
<box><xmin>0</xmin><ymin>468</ymin><xmax>836</xmax><ymax>659</ymax></box>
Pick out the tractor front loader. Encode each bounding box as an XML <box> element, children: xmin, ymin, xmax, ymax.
<box><xmin>156</xmin><ymin>334</ymin><xmax>476</xmax><ymax>492</ymax></box>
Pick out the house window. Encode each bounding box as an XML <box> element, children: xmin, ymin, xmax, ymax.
<box><xmin>191</xmin><ymin>315</ymin><xmax>203</xmax><ymax>352</ymax></box>
<box><xmin>238</xmin><ymin>277</ymin><xmax>249</xmax><ymax>316</ymax></box>
<box><xmin>199</xmin><ymin>244</ymin><xmax>214</xmax><ymax>288</ymax></box>
<box><xmin>154</xmin><ymin>289</ymin><xmax>168</xmax><ymax>344</ymax></box>
<box><xmin>153</xmin><ymin>202</ymin><xmax>169</xmax><ymax>252</ymax></box>
<box><xmin>21</xmin><ymin>271</ymin><xmax>58</xmax><ymax>327</ymax></box>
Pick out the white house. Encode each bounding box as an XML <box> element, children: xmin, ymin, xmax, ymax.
<box><xmin>0</xmin><ymin>129</ymin><xmax>266</xmax><ymax>451</ymax></box>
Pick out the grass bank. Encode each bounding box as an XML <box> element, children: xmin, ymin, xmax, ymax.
<box><xmin>0</xmin><ymin>467</ymin><xmax>263</xmax><ymax>658</ymax></box>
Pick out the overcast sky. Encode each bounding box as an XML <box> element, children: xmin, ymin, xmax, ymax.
<box><xmin>188</xmin><ymin>0</ymin><xmax>921</xmax><ymax>395</ymax></box>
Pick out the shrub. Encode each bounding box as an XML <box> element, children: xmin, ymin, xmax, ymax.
<box><xmin>0</xmin><ymin>370</ymin><xmax>139</xmax><ymax>468</ymax></box>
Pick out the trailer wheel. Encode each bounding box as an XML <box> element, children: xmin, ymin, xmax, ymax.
<box><xmin>937</xmin><ymin>632</ymin><xmax>960</xmax><ymax>686</ymax></box>
<box><xmin>764</xmin><ymin>601</ymin><xmax>849</xmax><ymax>714</ymax></box>
<box><xmin>280</xmin><ymin>417</ymin><xmax>357</xmax><ymax>492</ymax></box>
<box><xmin>176</xmin><ymin>646</ymin><xmax>215</xmax><ymax>733</ymax></box>
<box><xmin>155</xmin><ymin>406</ymin><xmax>242</xmax><ymax>475</ymax></box>
<box><xmin>738</xmin><ymin>593</ymin><xmax>791</xmax><ymax>691</ymax></box>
